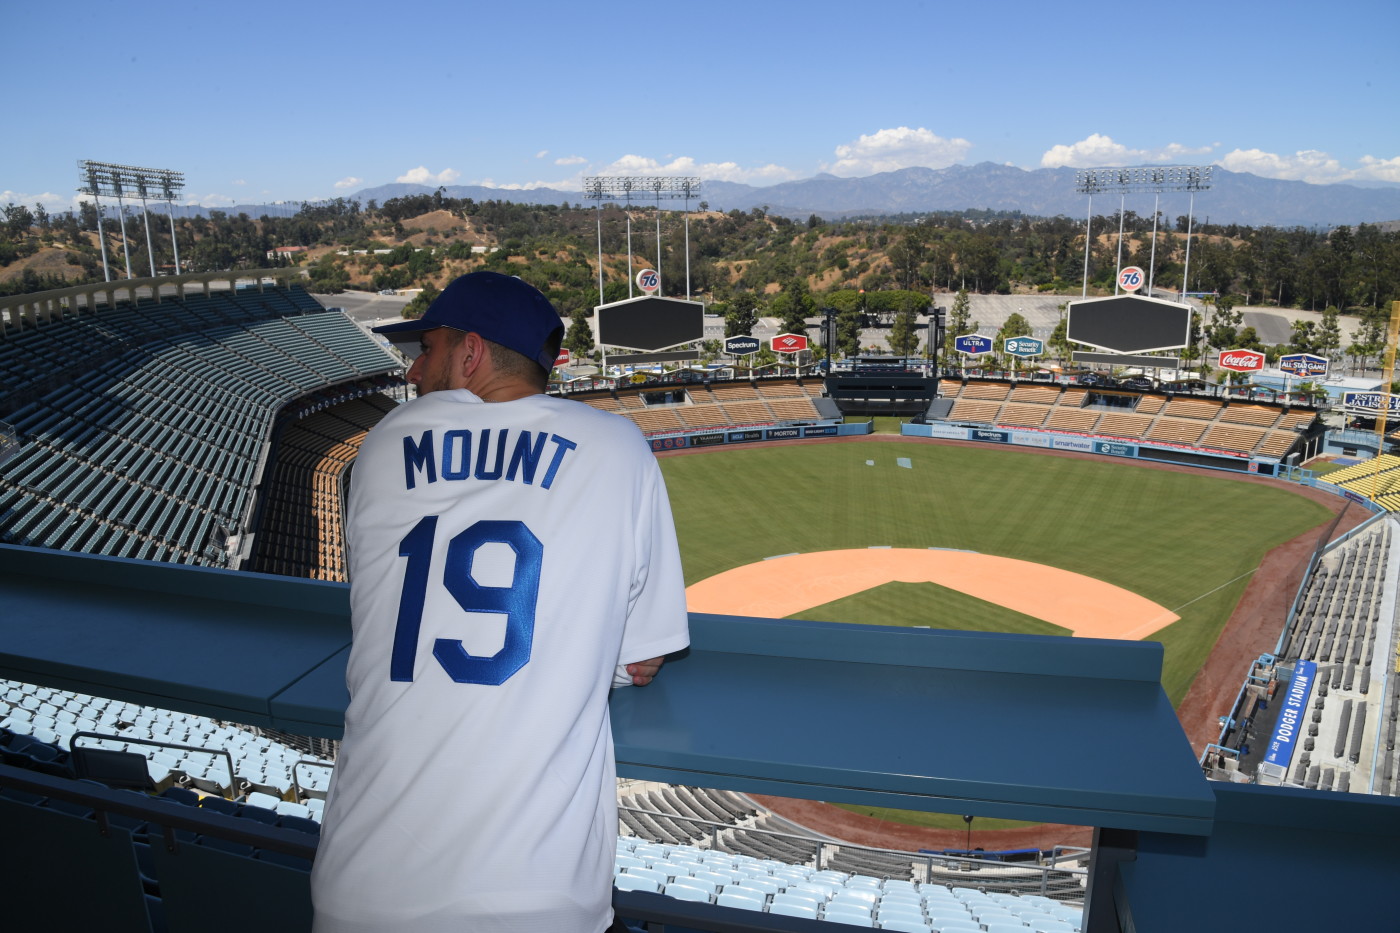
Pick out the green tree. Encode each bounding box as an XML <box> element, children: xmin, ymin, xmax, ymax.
<box><xmin>889</xmin><ymin>306</ymin><xmax>919</xmax><ymax>358</ymax></box>
<box><xmin>307</xmin><ymin>257</ymin><xmax>350</xmax><ymax>293</ymax></box>
<box><xmin>1317</xmin><ymin>306</ymin><xmax>1343</xmax><ymax>360</ymax></box>
<box><xmin>1287</xmin><ymin>319</ymin><xmax>1317</xmax><ymax>354</ymax></box>
<box><xmin>944</xmin><ymin>288</ymin><xmax>973</xmax><ymax>358</ymax></box>
<box><xmin>402</xmin><ymin>282</ymin><xmax>440</xmax><ymax>319</ymax></box>
<box><xmin>724</xmin><ymin>292</ymin><xmax>760</xmax><ymax>338</ymax></box>
<box><xmin>836</xmin><ymin>306</ymin><xmax>862</xmax><ymax>359</ymax></box>
<box><xmin>772</xmin><ymin>278</ymin><xmax>816</xmax><ymax>336</ymax></box>
<box><xmin>563</xmin><ymin>305</ymin><xmax>595</xmax><ymax>358</ymax></box>
<box><xmin>996</xmin><ymin>312</ymin><xmax>1033</xmax><ymax>370</ymax></box>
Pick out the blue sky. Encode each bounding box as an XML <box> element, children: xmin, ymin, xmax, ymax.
<box><xmin>5</xmin><ymin>0</ymin><xmax>1397</xmax><ymax>211</ymax></box>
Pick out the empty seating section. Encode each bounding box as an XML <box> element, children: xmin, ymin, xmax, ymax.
<box><xmin>934</xmin><ymin>379</ymin><xmax>1317</xmax><ymax>458</ymax></box>
<box><xmin>1133</xmin><ymin>395</ymin><xmax>1165</xmax><ymax>415</ymax></box>
<box><xmin>0</xmin><ymin>676</ymin><xmax>334</xmax><ymax>816</ymax></box>
<box><xmin>1200</xmin><ymin>423</ymin><xmax>1268</xmax><ymax>453</ymax></box>
<box><xmin>0</xmin><ymin>287</ymin><xmax>399</xmax><ymax>566</ymax></box>
<box><xmin>998</xmin><ymin>403</ymin><xmax>1050</xmax><ymax>428</ymax></box>
<box><xmin>1162</xmin><ymin>398</ymin><xmax>1223</xmax><ymax>420</ymax></box>
<box><xmin>1274</xmin><ymin>523</ymin><xmax>1400</xmax><ymax>794</ymax></box>
<box><xmin>1145</xmin><ymin>418</ymin><xmax>1207</xmax><ymax>446</ymax></box>
<box><xmin>614</xmin><ymin>834</ymin><xmax>1087</xmax><ymax>928</ymax></box>
<box><xmin>1220</xmin><ymin>404</ymin><xmax>1283</xmax><ymax>427</ymax></box>
<box><xmin>1045</xmin><ymin>408</ymin><xmax>1100</xmax><ymax>433</ymax></box>
<box><xmin>1007</xmin><ymin>385</ymin><xmax>1061</xmax><ymax>405</ymax></box>
<box><xmin>949</xmin><ymin>398</ymin><xmax>1002</xmax><ymax>423</ymax></box>
<box><xmin>959</xmin><ymin>381</ymin><xmax>1011</xmax><ymax>401</ymax></box>
<box><xmin>579</xmin><ymin>380</ymin><xmax>824</xmax><ymax>435</ymax></box>
<box><xmin>1094</xmin><ymin>412</ymin><xmax>1153</xmax><ymax>438</ymax></box>
<box><xmin>249</xmin><ymin>395</ymin><xmax>399</xmax><ymax>580</ymax></box>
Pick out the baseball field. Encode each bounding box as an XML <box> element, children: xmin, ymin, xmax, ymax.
<box><xmin>658</xmin><ymin>437</ymin><xmax>1332</xmax><ymax>708</ymax></box>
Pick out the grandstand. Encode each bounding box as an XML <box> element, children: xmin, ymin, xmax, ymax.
<box><xmin>0</xmin><ymin>273</ymin><xmax>402</xmax><ymax>568</ymax></box>
<box><xmin>572</xmin><ymin>378</ymin><xmax>836</xmax><ymax>436</ymax></box>
<box><xmin>936</xmin><ymin>377</ymin><xmax>1315</xmax><ymax>461</ymax></box>
<box><xmin>1204</xmin><ymin>517</ymin><xmax>1400</xmax><ymax>795</ymax></box>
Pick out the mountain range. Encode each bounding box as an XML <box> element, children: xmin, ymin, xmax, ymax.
<box><xmin>218</xmin><ymin>164</ymin><xmax>1400</xmax><ymax>230</ymax></box>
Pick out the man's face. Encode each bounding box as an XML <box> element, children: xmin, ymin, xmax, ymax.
<box><xmin>406</xmin><ymin>328</ymin><xmax>469</xmax><ymax>395</ymax></box>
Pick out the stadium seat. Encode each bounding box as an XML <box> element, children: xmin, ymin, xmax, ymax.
<box><xmin>985</xmin><ymin>924</ymin><xmax>1031</xmax><ymax>933</ymax></box>
<box><xmin>1029</xmin><ymin>921</ymin><xmax>1076</xmax><ymax>933</ymax></box>
<box><xmin>613</xmin><ymin>873</ymin><xmax>660</xmax><ymax>894</ymax></box>
<box><xmin>768</xmin><ymin>899</ymin><xmax>819</xmax><ymax>919</ymax></box>
<box><xmin>876</xmin><ymin>918</ymin><xmax>929</xmax><ymax>933</ymax></box>
<box><xmin>663</xmin><ymin>881</ymin><xmax>713</xmax><ymax>903</ymax></box>
<box><xmin>715</xmin><ymin>888</ymin><xmax>766</xmax><ymax>910</ymax></box>
<box><xmin>822</xmin><ymin>902</ymin><xmax>874</xmax><ymax>925</ymax></box>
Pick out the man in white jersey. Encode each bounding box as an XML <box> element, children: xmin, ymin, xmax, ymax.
<box><xmin>311</xmin><ymin>271</ymin><xmax>690</xmax><ymax>933</ymax></box>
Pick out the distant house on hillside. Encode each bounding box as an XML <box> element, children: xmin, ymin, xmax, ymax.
<box><xmin>265</xmin><ymin>246</ymin><xmax>310</xmax><ymax>261</ymax></box>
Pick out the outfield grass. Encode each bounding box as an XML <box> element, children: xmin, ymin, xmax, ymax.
<box><xmin>660</xmin><ymin>440</ymin><xmax>1331</xmax><ymax>706</ymax></box>
<box><xmin>825</xmin><ymin>805</ymin><xmax>1040</xmax><ymax>832</ymax></box>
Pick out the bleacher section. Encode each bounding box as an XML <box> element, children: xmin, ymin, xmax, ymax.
<box><xmin>615</xmin><ymin>831</ymin><xmax>1087</xmax><ymax>928</ymax></box>
<box><xmin>935</xmin><ymin>379</ymin><xmax>1313</xmax><ymax>459</ymax></box>
<box><xmin>1269</xmin><ymin>522</ymin><xmax>1399</xmax><ymax>795</ymax></box>
<box><xmin>0</xmin><ymin>286</ymin><xmax>400</xmax><ymax>567</ymax></box>
<box><xmin>0</xmin><ymin>678</ymin><xmax>333</xmax><ymax>814</ymax></box>
<box><xmin>616</xmin><ymin>783</ymin><xmax>1087</xmax><ymax>921</ymax></box>
<box><xmin>1330</xmin><ymin>455</ymin><xmax>1400</xmax><ymax>511</ymax></box>
<box><xmin>249</xmin><ymin>395</ymin><xmax>398</xmax><ymax>580</ymax></box>
<box><xmin>577</xmin><ymin>380</ymin><xmax>826</xmax><ymax>435</ymax></box>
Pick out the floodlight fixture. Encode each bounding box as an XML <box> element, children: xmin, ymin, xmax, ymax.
<box><xmin>581</xmin><ymin>175</ymin><xmax>702</xmax><ymax>201</ymax></box>
<box><xmin>1074</xmin><ymin>165</ymin><xmax>1212</xmax><ymax>195</ymax></box>
<box><xmin>1073</xmin><ymin>165</ymin><xmax>1212</xmax><ymax>299</ymax></box>
<box><xmin>582</xmin><ymin>176</ymin><xmax>704</xmax><ymax>302</ymax></box>
<box><xmin>78</xmin><ymin>160</ymin><xmax>187</xmax><ymax>281</ymax></box>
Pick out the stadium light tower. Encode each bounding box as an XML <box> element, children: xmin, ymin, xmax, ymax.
<box><xmin>1074</xmin><ymin>166</ymin><xmax>1211</xmax><ymax>299</ymax></box>
<box><xmin>583</xmin><ymin>175</ymin><xmax>702</xmax><ymax>303</ymax></box>
<box><xmin>79</xmin><ymin>160</ymin><xmax>186</xmax><ymax>282</ymax></box>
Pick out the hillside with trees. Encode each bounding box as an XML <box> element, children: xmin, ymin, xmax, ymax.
<box><xmin>3</xmin><ymin>194</ymin><xmax>1397</xmax><ymax>334</ymax></box>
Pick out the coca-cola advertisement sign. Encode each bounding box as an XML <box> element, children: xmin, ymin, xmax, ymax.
<box><xmin>1218</xmin><ymin>349</ymin><xmax>1266</xmax><ymax>372</ymax></box>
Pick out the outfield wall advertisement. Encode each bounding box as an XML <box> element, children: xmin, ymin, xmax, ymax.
<box><xmin>901</xmin><ymin>422</ymin><xmax>1274</xmax><ymax>472</ymax></box>
<box><xmin>649</xmin><ymin>422</ymin><xmax>855</xmax><ymax>452</ymax></box>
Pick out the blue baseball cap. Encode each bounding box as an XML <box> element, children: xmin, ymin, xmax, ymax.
<box><xmin>373</xmin><ymin>271</ymin><xmax>564</xmax><ymax>371</ymax></box>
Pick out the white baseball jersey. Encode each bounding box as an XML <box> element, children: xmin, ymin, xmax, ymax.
<box><xmin>311</xmin><ymin>389</ymin><xmax>690</xmax><ymax>933</ymax></box>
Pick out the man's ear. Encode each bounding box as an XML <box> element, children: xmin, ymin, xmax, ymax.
<box><xmin>457</xmin><ymin>331</ymin><xmax>486</xmax><ymax>382</ymax></box>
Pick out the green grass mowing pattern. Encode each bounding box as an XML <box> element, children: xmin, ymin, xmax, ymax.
<box><xmin>788</xmin><ymin>580</ymin><xmax>1071</xmax><ymax>637</ymax></box>
<box><xmin>824</xmin><ymin>805</ymin><xmax>1040</xmax><ymax>832</ymax></box>
<box><xmin>660</xmin><ymin>440</ymin><xmax>1331</xmax><ymax>706</ymax></box>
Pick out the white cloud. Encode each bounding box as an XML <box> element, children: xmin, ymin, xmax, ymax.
<box><xmin>535</xmin><ymin>149</ymin><xmax>549</xmax><ymax>159</ymax></box>
<box><xmin>593</xmin><ymin>154</ymin><xmax>799</xmax><ymax>185</ymax></box>
<box><xmin>1358</xmin><ymin>155</ymin><xmax>1400</xmax><ymax>184</ymax></box>
<box><xmin>823</xmin><ymin>127</ymin><xmax>973</xmax><ymax>176</ymax></box>
<box><xmin>185</xmin><ymin>193</ymin><xmax>238</xmax><ymax>208</ymax></box>
<box><xmin>1040</xmin><ymin>134</ymin><xmax>1214</xmax><ymax>169</ymax></box>
<box><xmin>333</xmin><ymin>176</ymin><xmax>363</xmax><ymax>190</ymax></box>
<box><xmin>1217</xmin><ymin>147</ymin><xmax>1400</xmax><ymax>185</ymax></box>
<box><xmin>1216</xmin><ymin>148</ymin><xmax>1346</xmax><ymax>183</ymax></box>
<box><xmin>2</xmin><ymin>190</ymin><xmax>78</xmax><ymax>212</ymax></box>
<box><xmin>232</xmin><ymin>179</ymin><xmax>247</xmax><ymax>186</ymax></box>
<box><xmin>474</xmin><ymin>153</ymin><xmax>800</xmax><ymax>192</ymax></box>
<box><xmin>396</xmin><ymin>166</ymin><xmax>462</xmax><ymax>186</ymax></box>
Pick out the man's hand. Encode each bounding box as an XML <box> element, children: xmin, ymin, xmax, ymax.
<box><xmin>625</xmin><ymin>656</ymin><xmax>666</xmax><ymax>687</ymax></box>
